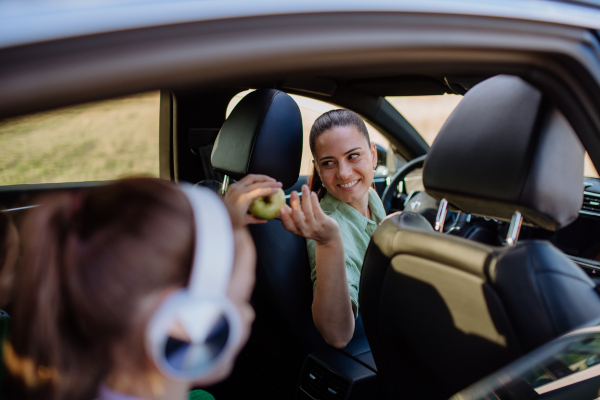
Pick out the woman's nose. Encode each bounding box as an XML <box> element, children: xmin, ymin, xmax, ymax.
<box><xmin>337</xmin><ymin>162</ymin><xmax>352</xmax><ymax>179</ymax></box>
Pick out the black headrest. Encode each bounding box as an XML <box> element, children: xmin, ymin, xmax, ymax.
<box><xmin>211</xmin><ymin>89</ymin><xmax>303</xmax><ymax>189</ymax></box>
<box><xmin>385</xmin><ymin>211</ymin><xmax>434</xmax><ymax>233</ymax></box>
<box><xmin>423</xmin><ymin>75</ymin><xmax>584</xmax><ymax>231</ymax></box>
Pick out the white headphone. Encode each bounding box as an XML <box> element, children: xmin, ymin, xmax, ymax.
<box><xmin>145</xmin><ymin>183</ymin><xmax>242</xmax><ymax>381</ymax></box>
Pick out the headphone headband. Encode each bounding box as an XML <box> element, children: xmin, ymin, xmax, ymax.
<box><xmin>146</xmin><ymin>183</ymin><xmax>240</xmax><ymax>381</ymax></box>
<box><xmin>179</xmin><ymin>183</ymin><xmax>234</xmax><ymax>297</ymax></box>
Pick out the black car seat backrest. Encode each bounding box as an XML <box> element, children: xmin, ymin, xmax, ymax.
<box><xmin>210</xmin><ymin>89</ymin><xmax>327</xmax><ymax>397</ymax></box>
<box><xmin>360</xmin><ymin>75</ymin><xmax>600</xmax><ymax>400</ymax></box>
<box><xmin>211</xmin><ymin>89</ymin><xmax>302</xmax><ymax>188</ymax></box>
<box><xmin>423</xmin><ymin>74</ymin><xmax>583</xmax><ymax>230</ymax></box>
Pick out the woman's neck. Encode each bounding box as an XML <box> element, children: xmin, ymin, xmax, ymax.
<box><xmin>348</xmin><ymin>191</ymin><xmax>370</xmax><ymax>219</ymax></box>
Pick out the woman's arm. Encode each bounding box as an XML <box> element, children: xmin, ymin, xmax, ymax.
<box><xmin>280</xmin><ymin>185</ymin><xmax>354</xmax><ymax>348</ymax></box>
<box><xmin>312</xmin><ymin>232</ymin><xmax>355</xmax><ymax>348</ymax></box>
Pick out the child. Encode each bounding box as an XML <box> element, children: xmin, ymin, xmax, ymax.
<box><xmin>4</xmin><ymin>175</ymin><xmax>281</xmax><ymax>400</ymax></box>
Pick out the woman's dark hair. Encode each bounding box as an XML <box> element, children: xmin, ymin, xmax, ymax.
<box><xmin>0</xmin><ymin>210</ymin><xmax>18</xmax><ymax>308</ymax></box>
<box><xmin>0</xmin><ymin>212</ymin><xmax>11</xmax><ymax>263</ymax></box>
<box><xmin>5</xmin><ymin>178</ymin><xmax>194</xmax><ymax>400</ymax></box>
<box><xmin>0</xmin><ymin>211</ymin><xmax>14</xmax><ymax>276</ymax></box>
<box><xmin>308</xmin><ymin>109</ymin><xmax>370</xmax><ymax>199</ymax></box>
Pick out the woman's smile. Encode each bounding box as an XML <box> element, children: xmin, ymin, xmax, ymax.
<box><xmin>338</xmin><ymin>179</ymin><xmax>361</xmax><ymax>190</ymax></box>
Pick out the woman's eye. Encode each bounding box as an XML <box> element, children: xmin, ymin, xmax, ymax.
<box><xmin>348</xmin><ymin>153</ymin><xmax>360</xmax><ymax>160</ymax></box>
<box><xmin>322</xmin><ymin>161</ymin><xmax>334</xmax><ymax>167</ymax></box>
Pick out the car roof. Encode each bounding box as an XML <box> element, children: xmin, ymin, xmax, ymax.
<box><xmin>1</xmin><ymin>0</ymin><xmax>600</xmax><ymax>49</ymax></box>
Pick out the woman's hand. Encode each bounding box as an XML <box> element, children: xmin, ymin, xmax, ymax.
<box><xmin>280</xmin><ymin>184</ymin><xmax>340</xmax><ymax>244</ymax></box>
<box><xmin>223</xmin><ymin>174</ymin><xmax>283</xmax><ymax>228</ymax></box>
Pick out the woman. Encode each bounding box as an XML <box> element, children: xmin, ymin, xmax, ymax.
<box><xmin>3</xmin><ymin>175</ymin><xmax>281</xmax><ymax>400</ymax></box>
<box><xmin>280</xmin><ymin>109</ymin><xmax>386</xmax><ymax>349</ymax></box>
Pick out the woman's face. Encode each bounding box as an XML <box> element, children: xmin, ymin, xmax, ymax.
<box><xmin>313</xmin><ymin>125</ymin><xmax>377</xmax><ymax>205</ymax></box>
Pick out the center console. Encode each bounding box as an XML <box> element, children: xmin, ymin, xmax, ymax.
<box><xmin>297</xmin><ymin>347</ymin><xmax>377</xmax><ymax>400</ymax></box>
<box><xmin>296</xmin><ymin>315</ymin><xmax>378</xmax><ymax>400</ymax></box>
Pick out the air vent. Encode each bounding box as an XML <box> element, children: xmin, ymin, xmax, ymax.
<box><xmin>581</xmin><ymin>191</ymin><xmax>600</xmax><ymax>217</ymax></box>
<box><xmin>299</xmin><ymin>358</ymin><xmax>349</xmax><ymax>400</ymax></box>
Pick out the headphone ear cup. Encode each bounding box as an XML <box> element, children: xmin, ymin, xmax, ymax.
<box><xmin>146</xmin><ymin>290</ymin><xmax>243</xmax><ymax>381</ymax></box>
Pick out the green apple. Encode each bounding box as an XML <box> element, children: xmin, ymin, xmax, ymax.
<box><xmin>249</xmin><ymin>188</ymin><xmax>286</xmax><ymax>220</ymax></box>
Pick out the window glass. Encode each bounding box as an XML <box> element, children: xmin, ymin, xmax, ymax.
<box><xmin>228</xmin><ymin>90</ymin><xmax>390</xmax><ymax>176</ymax></box>
<box><xmin>0</xmin><ymin>91</ymin><xmax>159</xmax><ymax>186</ymax></box>
<box><xmin>585</xmin><ymin>153</ymin><xmax>599</xmax><ymax>178</ymax></box>
<box><xmin>388</xmin><ymin>94</ymin><xmax>600</xmax><ymax>179</ymax></box>
<box><xmin>455</xmin><ymin>327</ymin><xmax>600</xmax><ymax>398</ymax></box>
<box><xmin>386</xmin><ymin>94</ymin><xmax>462</xmax><ymax>146</ymax></box>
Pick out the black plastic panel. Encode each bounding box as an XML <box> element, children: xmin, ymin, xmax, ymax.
<box><xmin>298</xmin><ymin>347</ymin><xmax>377</xmax><ymax>400</ymax></box>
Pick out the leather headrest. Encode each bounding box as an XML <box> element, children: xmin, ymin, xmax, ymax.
<box><xmin>211</xmin><ymin>89</ymin><xmax>303</xmax><ymax>189</ymax></box>
<box><xmin>385</xmin><ymin>211</ymin><xmax>434</xmax><ymax>233</ymax></box>
<box><xmin>423</xmin><ymin>75</ymin><xmax>584</xmax><ymax>231</ymax></box>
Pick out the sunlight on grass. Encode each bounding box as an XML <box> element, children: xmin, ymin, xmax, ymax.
<box><xmin>0</xmin><ymin>92</ymin><xmax>160</xmax><ymax>185</ymax></box>
<box><xmin>386</xmin><ymin>94</ymin><xmax>463</xmax><ymax>146</ymax></box>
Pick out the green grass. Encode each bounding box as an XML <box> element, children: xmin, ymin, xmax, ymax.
<box><xmin>0</xmin><ymin>91</ymin><xmax>160</xmax><ymax>185</ymax></box>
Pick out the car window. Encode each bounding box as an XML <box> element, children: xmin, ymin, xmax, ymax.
<box><xmin>387</xmin><ymin>94</ymin><xmax>600</xmax><ymax>178</ymax></box>
<box><xmin>585</xmin><ymin>153</ymin><xmax>599</xmax><ymax>178</ymax></box>
<box><xmin>0</xmin><ymin>92</ymin><xmax>160</xmax><ymax>186</ymax></box>
<box><xmin>456</xmin><ymin>326</ymin><xmax>600</xmax><ymax>399</ymax></box>
<box><xmin>227</xmin><ymin>90</ymin><xmax>390</xmax><ymax>176</ymax></box>
<box><xmin>386</xmin><ymin>94</ymin><xmax>463</xmax><ymax>146</ymax></box>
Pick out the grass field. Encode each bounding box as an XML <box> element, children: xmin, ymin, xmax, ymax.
<box><xmin>0</xmin><ymin>92</ymin><xmax>160</xmax><ymax>186</ymax></box>
<box><xmin>387</xmin><ymin>94</ymin><xmax>463</xmax><ymax>145</ymax></box>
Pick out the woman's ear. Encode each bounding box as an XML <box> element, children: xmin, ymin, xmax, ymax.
<box><xmin>370</xmin><ymin>142</ymin><xmax>378</xmax><ymax>169</ymax></box>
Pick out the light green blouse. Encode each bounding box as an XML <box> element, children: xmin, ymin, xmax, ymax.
<box><xmin>307</xmin><ymin>187</ymin><xmax>386</xmax><ymax>319</ymax></box>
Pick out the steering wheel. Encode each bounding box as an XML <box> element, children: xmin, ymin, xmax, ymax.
<box><xmin>381</xmin><ymin>155</ymin><xmax>475</xmax><ymax>235</ymax></box>
<box><xmin>381</xmin><ymin>154</ymin><xmax>427</xmax><ymax>215</ymax></box>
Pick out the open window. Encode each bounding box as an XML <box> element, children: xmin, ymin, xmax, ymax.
<box><xmin>227</xmin><ymin>90</ymin><xmax>391</xmax><ymax>177</ymax></box>
<box><xmin>0</xmin><ymin>92</ymin><xmax>159</xmax><ymax>186</ymax></box>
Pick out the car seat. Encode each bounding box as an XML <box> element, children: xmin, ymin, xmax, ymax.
<box><xmin>210</xmin><ymin>89</ymin><xmax>373</xmax><ymax>399</ymax></box>
<box><xmin>359</xmin><ymin>75</ymin><xmax>600</xmax><ymax>400</ymax></box>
